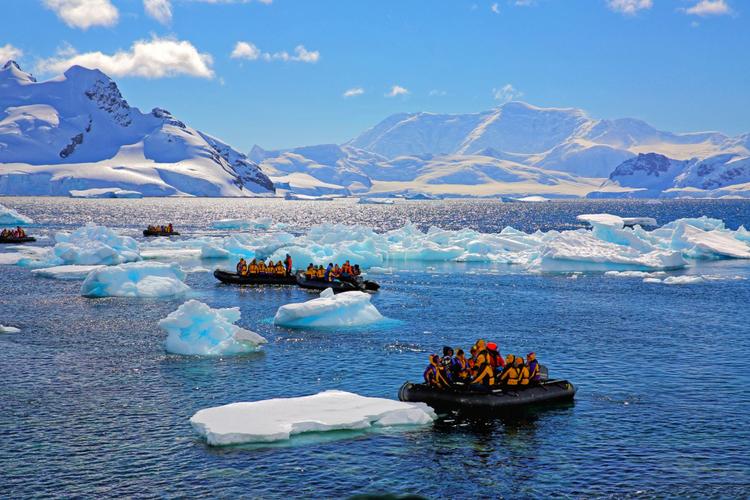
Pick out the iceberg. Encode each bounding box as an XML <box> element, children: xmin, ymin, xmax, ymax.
<box><xmin>0</xmin><ymin>203</ymin><xmax>33</xmax><ymax>225</ymax></box>
<box><xmin>160</xmin><ymin>299</ymin><xmax>267</xmax><ymax>356</ymax></box>
<box><xmin>0</xmin><ymin>325</ymin><xmax>21</xmax><ymax>333</ymax></box>
<box><xmin>81</xmin><ymin>261</ymin><xmax>189</xmax><ymax>297</ymax></box>
<box><xmin>190</xmin><ymin>390</ymin><xmax>436</xmax><ymax>446</ymax></box>
<box><xmin>211</xmin><ymin>217</ymin><xmax>273</xmax><ymax>230</ymax></box>
<box><xmin>577</xmin><ymin>214</ymin><xmax>657</xmax><ymax>228</ymax></box>
<box><xmin>274</xmin><ymin>288</ymin><xmax>384</xmax><ymax>328</ymax></box>
<box><xmin>68</xmin><ymin>188</ymin><xmax>143</xmax><ymax>198</ymax></box>
<box><xmin>358</xmin><ymin>198</ymin><xmax>395</xmax><ymax>205</ymax></box>
<box><xmin>32</xmin><ymin>264</ymin><xmax>104</xmax><ymax>280</ymax></box>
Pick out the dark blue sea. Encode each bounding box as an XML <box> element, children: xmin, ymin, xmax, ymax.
<box><xmin>1</xmin><ymin>198</ymin><xmax>749</xmax><ymax>498</ymax></box>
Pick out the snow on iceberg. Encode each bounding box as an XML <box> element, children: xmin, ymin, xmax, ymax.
<box><xmin>81</xmin><ymin>261</ymin><xmax>188</xmax><ymax>297</ymax></box>
<box><xmin>40</xmin><ymin>224</ymin><xmax>140</xmax><ymax>267</ymax></box>
<box><xmin>32</xmin><ymin>264</ymin><xmax>104</xmax><ymax>280</ymax></box>
<box><xmin>190</xmin><ymin>390</ymin><xmax>436</xmax><ymax>446</ymax></box>
<box><xmin>0</xmin><ymin>325</ymin><xmax>21</xmax><ymax>333</ymax></box>
<box><xmin>0</xmin><ymin>203</ymin><xmax>33</xmax><ymax>225</ymax></box>
<box><xmin>274</xmin><ymin>288</ymin><xmax>384</xmax><ymax>328</ymax></box>
<box><xmin>69</xmin><ymin>188</ymin><xmax>143</xmax><ymax>198</ymax></box>
<box><xmin>160</xmin><ymin>299</ymin><xmax>267</xmax><ymax>356</ymax></box>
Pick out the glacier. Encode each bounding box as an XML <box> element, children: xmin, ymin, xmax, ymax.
<box><xmin>0</xmin><ymin>61</ymin><xmax>274</xmax><ymax>197</ymax></box>
<box><xmin>0</xmin><ymin>203</ymin><xmax>33</xmax><ymax>225</ymax></box>
<box><xmin>160</xmin><ymin>299</ymin><xmax>267</xmax><ymax>356</ymax></box>
<box><xmin>81</xmin><ymin>261</ymin><xmax>189</xmax><ymax>297</ymax></box>
<box><xmin>190</xmin><ymin>390</ymin><xmax>436</xmax><ymax>446</ymax></box>
<box><xmin>273</xmin><ymin>288</ymin><xmax>384</xmax><ymax>328</ymax></box>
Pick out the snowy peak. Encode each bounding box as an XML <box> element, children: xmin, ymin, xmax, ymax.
<box><xmin>0</xmin><ymin>60</ymin><xmax>36</xmax><ymax>85</ymax></box>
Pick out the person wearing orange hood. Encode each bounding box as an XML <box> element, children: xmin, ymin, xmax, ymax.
<box><xmin>471</xmin><ymin>339</ymin><xmax>495</xmax><ymax>387</ymax></box>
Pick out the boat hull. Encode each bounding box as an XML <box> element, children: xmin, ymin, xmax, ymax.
<box><xmin>143</xmin><ymin>230</ymin><xmax>180</xmax><ymax>237</ymax></box>
<box><xmin>213</xmin><ymin>269</ymin><xmax>297</xmax><ymax>286</ymax></box>
<box><xmin>0</xmin><ymin>237</ymin><xmax>36</xmax><ymax>244</ymax></box>
<box><xmin>398</xmin><ymin>380</ymin><xmax>576</xmax><ymax>413</ymax></box>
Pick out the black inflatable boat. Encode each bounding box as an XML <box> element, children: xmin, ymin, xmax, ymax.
<box><xmin>0</xmin><ymin>236</ymin><xmax>36</xmax><ymax>244</ymax></box>
<box><xmin>399</xmin><ymin>379</ymin><xmax>576</xmax><ymax>413</ymax></box>
<box><xmin>143</xmin><ymin>230</ymin><xmax>180</xmax><ymax>237</ymax></box>
<box><xmin>213</xmin><ymin>269</ymin><xmax>297</xmax><ymax>286</ymax></box>
<box><xmin>295</xmin><ymin>271</ymin><xmax>380</xmax><ymax>293</ymax></box>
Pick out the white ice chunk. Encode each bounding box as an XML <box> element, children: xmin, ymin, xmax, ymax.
<box><xmin>81</xmin><ymin>261</ymin><xmax>189</xmax><ymax>297</ymax></box>
<box><xmin>38</xmin><ymin>223</ymin><xmax>141</xmax><ymax>267</ymax></box>
<box><xmin>0</xmin><ymin>203</ymin><xmax>33</xmax><ymax>225</ymax></box>
<box><xmin>160</xmin><ymin>299</ymin><xmax>267</xmax><ymax>356</ymax></box>
<box><xmin>32</xmin><ymin>264</ymin><xmax>104</xmax><ymax>280</ymax></box>
<box><xmin>190</xmin><ymin>390</ymin><xmax>436</xmax><ymax>445</ymax></box>
<box><xmin>663</xmin><ymin>275</ymin><xmax>705</xmax><ymax>285</ymax></box>
<box><xmin>211</xmin><ymin>217</ymin><xmax>273</xmax><ymax>230</ymax></box>
<box><xmin>577</xmin><ymin>214</ymin><xmax>657</xmax><ymax>228</ymax></box>
<box><xmin>0</xmin><ymin>325</ymin><xmax>21</xmax><ymax>333</ymax></box>
<box><xmin>274</xmin><ymin>288</ymin><xmax>384</xmax><ymax>328</ymax></box>
<box><xmin>358</xmin><ymin>198</ymin><xmax>395</xmax><ymax>205</ymax></box>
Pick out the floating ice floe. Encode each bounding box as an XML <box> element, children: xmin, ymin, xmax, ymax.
<box><xmin>0</xmin><ymin>325</ymin><xmax>21</xmax><ymax>333</ymax></box>
<box><xmin>32</xmin><ymin>264</ymin><xmax>104</xmax><ymax>280</ymax></box>
<box><xmin>160</xmin><ymin>299</ymin><xmax>267</xmax><ymax>356</ymax></box>
<box><xmin>69</xmin><ymin>188</ymin><xmax>143</xmax><ymax>198</ymax></box>
<box><xmin>211</xmin><ymin>217</ymin><xmax>273</xmax><ymax>230</ymax></box>
<box><xmin>605</xmin><ymin>270</ymin><xmax>668</xmax><ymax>279</ymax></box>
<box><xmin>358</xmin><ymin>198</ymin><xmax>395</xmax><ymax>205</ymax></box>
<box><xmin>274</xmin><ymin>288</ymin><xmax>384</xmax><ymax>328</ymax></box>
<box><xmin>81</xmin><ymin>261</ymin><xmax>189</xmax><ymax>297</ymax></box>
<box><xmin>190</xmin><ymin>390</ymin><xmax>436</xmax><ymax>446</ymax></box>
<box><xmin>577</xmin><ymin>214</ymin><xmax>657</xmax><ymax>228</ymax></box>
<box><xmin>0</xmin><ymin>203</ymin><xmax>33</xmax><ymax>225</ymax></box>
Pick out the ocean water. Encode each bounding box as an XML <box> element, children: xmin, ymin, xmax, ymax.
<box><xmin>1</xmin><ymin>198</ymin><xmax>749</xmax><ymax>498</ymax></box>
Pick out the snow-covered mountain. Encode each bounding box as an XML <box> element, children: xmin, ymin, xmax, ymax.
<box><xmin>254</xmin><ymin>101</ymin><xmax>749</xmax><ymax>198</ymax></box>
<box><xmin>589</xmin><ymin>152</ymin><xmax>750</xmax><ymax>198</ymax></box>
<box><xmin>0</xmin><ymin>61</ymin><xmax>273</xmax><ymax>197</ymax></box>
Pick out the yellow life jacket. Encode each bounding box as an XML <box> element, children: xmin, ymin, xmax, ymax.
<box><xmin>519</xmin><ymin>366</ymin><xmax>530</xmax><ymax>385</ymax></box>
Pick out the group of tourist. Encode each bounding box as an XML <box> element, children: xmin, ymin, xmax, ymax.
<box><xmin>147</xmin><ymin>223</ymin><xmax>174</xmax><ymax>234</ymax></box>
<box><xmin>424</xmin><ymin>340</ymin><xmax>541</xmax><ymax>390</ymax></box>
<box><xmin>0</xmin><ymin>227</ymin><xmax>27</xmax><ymax>239</ymax></box>
<box><xmin>236</xmin><ymin>254</ymin><xmax>293</xmax><ymax>277</ymax></box>
<box><xmin>304</xmin><ymin>260</ymin><xmax>362</xmax><ymax>282</ymax></box>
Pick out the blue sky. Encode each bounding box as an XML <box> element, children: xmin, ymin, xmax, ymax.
<box><xmin>2</xmin><ymin>0</ymin><xmax>748</xmax><ymax>151</ymax></box>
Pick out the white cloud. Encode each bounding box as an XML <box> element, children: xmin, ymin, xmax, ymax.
<box><xmin>343</xmin><ymin>87</ymin><xmax>365</xmax><ymax>98</ymax></box>
<box><xmin>0</xmin><ymin>44</ymin><xmax>23</xmax><ymax>64</ymax></box>
<box><xmin>683</xmin><ymin>0</ymin><xmax>732</xmax><ymax>16</ymax></box>
<box><xmin>386</xmin><ymin>85</ymin><xmax>409</xmax><ymax>97</ymax></box>
<box><xmin>429</xmin><ymin>89</ymin><xmax>447</xmax><ymax>97</ymax></box>
<box><xmin>36</xmin><ymin>36</ymin><xmax>214</xmax><ymax>79</ymax></box>
<box><xmin>144</xmin><ymin>0</ymin><xmax>172</xmax><ymax>24</ymax></box>
<box><xmin>231</xmin><ymin>41</ymin><xmax>261</xmax><ymax>60</ymax></box>
<box><xmin>491</xmin><ymin>3</ymin><xmax>500</xmax><ymax>14</ymax></box>
<box><xmin>231</xmin><ymin>42</ymin><xmax>319</xmax><ymax>63</ymax></box>
<box><xmin>44</xmin><ymin>0</ymin><xmax>119</xmax><ymax>29</ymax></box>
<box><xmin>606</xmin><ymin>0</ymin><xmax>653</xmax><ymax>15</ymax></box>
<box><xmin>492</xmin><ymin>83</ymin><xmax>523</xmax><ymax>103</ymax></box>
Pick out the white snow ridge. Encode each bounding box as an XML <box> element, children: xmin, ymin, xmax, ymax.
<box><xmin>190</xmin><ymin>390</ymin><xmax>436</xmax><ymax>445</ymax></box>
<box><xmin>0</xmin><ymin>61</ymin><xmax>274</xmax><ymax>197</ymax></box>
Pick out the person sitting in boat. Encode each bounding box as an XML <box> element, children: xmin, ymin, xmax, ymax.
<box><xmin>274</xmin><ymin>261</ymin><xmax>286</xmax><ymax>276</ymax></box>
<box><xmin>526</xmin><ymin>352</ymin><xmax>540</xmax><ymax>384</ymax></box>
<box><xmin>16</xmin><ymin>226</ymin><xmax>26</xmax><ymax>238</ymax></box>
<box><xmin>340</xmin><ymin>260</ymin><xmax>352</xmax><ymax>276</ymax></box>
<box><xmin>487</xmin><ymin>342</ymin><xmax>505</xmax><ymax>372</ymax></box>
<box><xmin>167</xmin><ymin>223</ymin><xmax>173</xmax><ymax>233</ymax></box>
<box><xmin>305</xmin><ymin>263</ymin><xmax>315</xmax><ymax>279</ymax></box>
<box><xmin>316</xmin><ymin>265</ymin><xmax>326</xmax><ymax>280</ymax></box>
<box><xmin>284</xmin><ymin>254</ymin><xmax>293</xmax><ymax>275</ymax></box>
<box><xmin>248</xmin><ymin>259</ymin><xmax>258</xmax><ymax>274</ymax></box>
<box><xmin>236</xmin><ymin>258</ymin><xmax>247</xmax><ymax>275</ymax></box>
<box><xmin>499</xmin><ymin>355</ymin><xmax>519</xmax><ymax>387</ymax></box>
<box><xmin>257</xmin><ymin>260</ymin><xmax>267</xmax><ymax>274</ymax></box>
<box><xmin>352</xmin><ymin>264</ymin><xmax>361</xmax><ymax>277</ymax></box>
<box><xmin>424</xmin><ymin>354</ymin><xmax>450</xmax><ymax>388</ymax></box>
<box><xmin>324</xmin><ymin>263</ymin><xmax>334</xmax><ymax>282</ymax></box>
<box><xmin>1</xmin><ymin>229</ymin><xmax>8</xmax><ymax>238</ymax></box>
<box><xmin>451</xmin><ymin>349</ymin><xmax>470</xmax><ymax>382</ymax></box>
<box><xmin>517</xmin><ymin>357</ymin><xmax>530</xmax><ymax>387</ymax></box>
<box><xmin>440</xmin><ymin>346</ymin><xmax>455</xmax><ymax>382</ymax></box>
<box><xmin>471</xmin><ymin>339</ymin><xmax>495</xmax><ymax>387</ymax></box>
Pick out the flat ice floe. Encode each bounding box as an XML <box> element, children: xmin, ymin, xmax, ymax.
<box><xmin>0</xmin><ymin>203</ymin><xmax>33</xmax><ymax>225</ymax></box>
<box><xmin>32</xmin><ymin>264</ymin><xmax>104</xmax><ymax>280</ymax></box>
<box><xmin>160</xmin><ymin>299</ymin><xmax>267</xmax><ymax>356</ymax></box>
<box><xmin>211</xmin><ymin>217</ymin><xmax>273</xmax><ymax>230</ymax></box>
<box><xmin>81</xmin><ymin>261</ymin><xmax>189</xmax><ymax>297</ymax></box>
<box><xmin>0</xmin><ymin>325</ymin><xmax>21</xmax><ymax>333</ymax></box>
<box><xmin>69</xmin><ymin>188</ymin><xmax>143</xmax><ymax>198</ymax></box>
<box><xmin>273</xmin><ymin>288</ymin><xmax>384</xmax><ymax>328</ymax></box>
<box><xmin>190</xmin><ymin>390</ymin><xmax>436</xmax><ymax>446</ymax></box>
